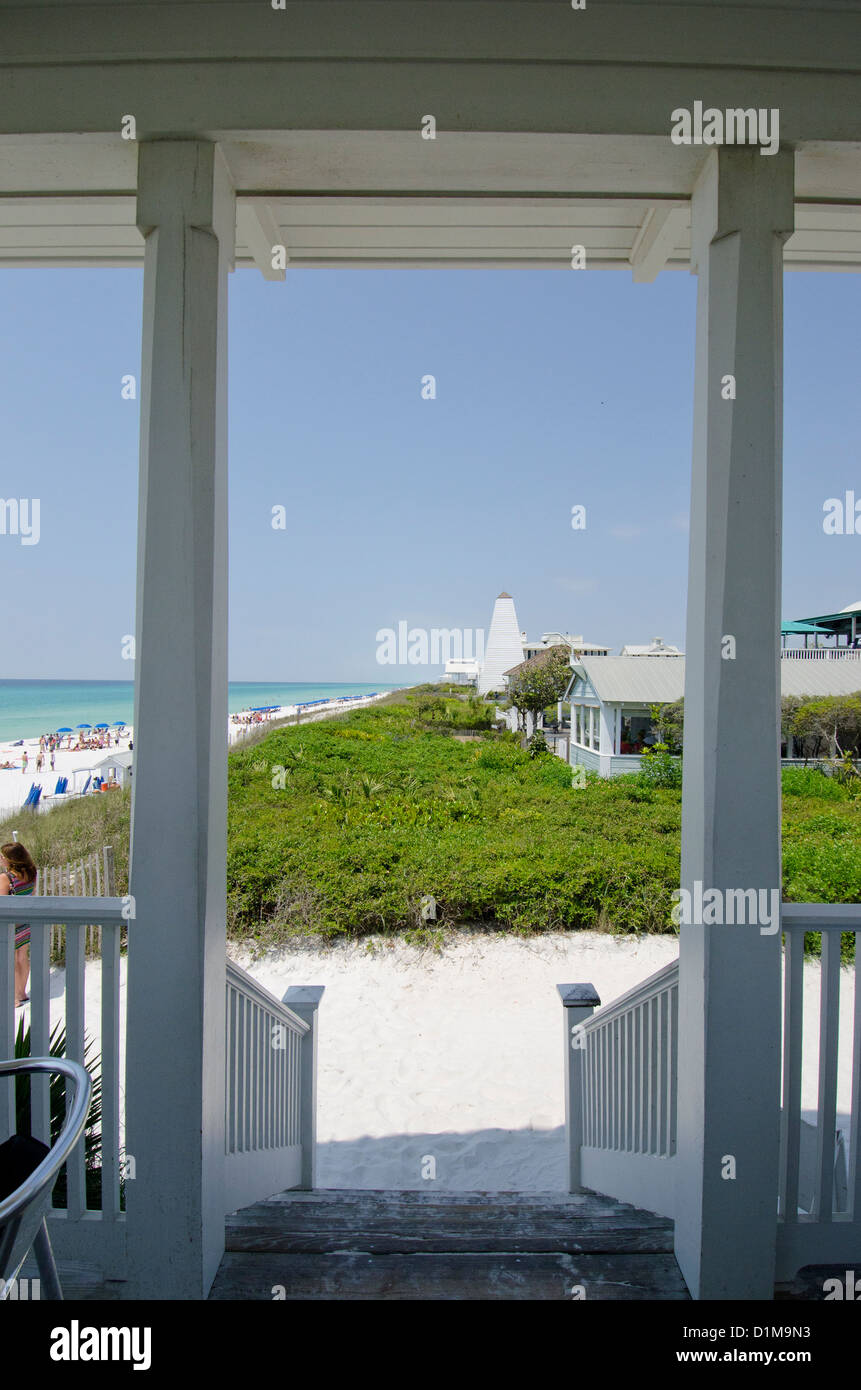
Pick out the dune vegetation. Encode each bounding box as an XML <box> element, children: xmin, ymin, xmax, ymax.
<box><xmin>3</xmin><ymin>690</ymin><xmax>858</xmax><ymax>953</ymax></box>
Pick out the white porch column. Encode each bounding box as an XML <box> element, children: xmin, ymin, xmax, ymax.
<box><xmin>126</xmin><ymin>141</ymin><xmax>234</xmax><ymax>1298</ymax></box>
<box><xmin>598</xmin><ymin>704</ymin><xmax>613</xmax><ymax>775</ymax></box>
<box><xmin>677</xmin><ymin>148</ymin><xmax>793</xmax><ymax>1299</ymax></box>
<box><xmin>588</xmin><ymin>705</ymin><xmax>595</xmax><ymax>749</ymax></box>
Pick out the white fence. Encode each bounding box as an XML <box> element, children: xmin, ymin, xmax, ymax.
<box><xmin>777</xmin><ymin>903</ymin><xmax>861</xmax><ymax>1280</ymax></box>
<box><xmin>780</xmin><ymin>649</ymin><xmax>861</xmax><ymax>660</ymax></box>
<box><xmin>560</xmin><ymin>902</ymin><xmax>861</xmax><ymax>1281</ymax></box>
<box><xmin>36</xmin><ymin>846</ymin><xmax>116</xmax><ymax>959</ymax></box>
<box><xmin>0</xmin><ymin>898</ymin><xmax>127</xmax><ymax>1277</ymax></box>
<box><xmin>1</xmin><ymin>898</ymin><xmax>324</xmax><ymax>1284</ymax></box>
<box><xmin>559</xmin><ymin>962</ymin><xmax>678</xmax><ymax>1219</ymax></box>
<box><xmin>225</xmin><ymin>962</ymin><xmax>323</xmax><ymax>1213</ymax></box>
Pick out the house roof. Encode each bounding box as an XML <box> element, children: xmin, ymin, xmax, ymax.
<box><xmin>568</xmin><ymin>657</ymin><xmax>686</xmax><ymax>703</ymax></box>
<box><xmin>788</xmin><ymin>609</ymin><xmax>861</xmax><ymax>635</ymax></box>
<box><xmin>91</xmin><ymin>751</ymin><xmax>134</xmax><ymax>770</ymax></box>
<box><xmin>503</xmin><ymin>644</ymin><xmax>569</xmax><ymax>679</ymax></box>
<box><xmin>779</xmin><ymin>662</ymin><xmax>861</xmax><ymax>698</ymax></box>
<box><xmin>566</xmin><ymin>656</ymin><xmax>861</xmax><ymax>705</ymax></box>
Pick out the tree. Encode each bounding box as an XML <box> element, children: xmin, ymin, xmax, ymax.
<box><xmin>648</xmin><ymin>699</ymin><xmax>684</xmax><ymax>753</ymax></box>
<box><xmin>507</xmin><ymin>646</ymin><xmax>571</xmax><ymax>734</ymax></box>
<box><xmin>790</xmin><ymin>693</ymin><xmax>861</xmax><ymax>759</ymax></box>
<box><xmin>780</xmin><ymin>695</ymin><xmax>805</xmax><ymax>753</ymax></box>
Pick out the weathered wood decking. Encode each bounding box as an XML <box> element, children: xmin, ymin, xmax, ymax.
<box><xmin>209</xmin><ymin>1189</ymin><xmax>690</xmax><ymax>1300</ymax></box>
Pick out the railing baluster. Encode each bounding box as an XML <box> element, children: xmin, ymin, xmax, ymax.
<box><xmin>623</xmin><ymin>1010</ymin><xmax>630</xmax><ymax>1150</ymax></box>
<box><xmin>0</xmin><ymin>921</ymin><xmax>14</xmax><ymax>1142</ymax></box>
<box><xmin>602</xmin><ymin>1022</ymin><xmax>609</xmax><ymax>1151</ymax></box>
<box><xmin>258</xmin><ymin>1002</ymin><xmax>264</xmax><ymax>1149</ymax></box>
<box><xmin>646</xmin><ymin>996</ymin><xmax>655</xmax><ymax>1154</ymax></box>
<box><xmin>638</xmin><ymin>999</ymin><xmax>646</xmax><ymax>1153</ymax></box>
<box><xmin>668</xmin><ymin>984</ymin><xmax>678</xmax><ymax>1156</ymax></box>
<box><xmin>816</xmin><ymin>931</ymin><xmax>842</xmax><ymax>1219</ymax></box>
<box><xmin>849</xmin><ymin>943</ymin><xmax>861</xmax><ymax>1222</ymax></box>
<box><xmin>291</xmin><ymin>1029</ymin><xmax>297</xmax><ymax>1148</ymax></box>
<box><xmin>628</xmin><ymin>1009</ymin><xmax>636</xmax><ymax>1150</ymax></box>
<box><xmin>610</xmin><ymin>1019</ymin><xmax>617</xmax><ymax>1150</ymax></box>
<box><xmin>780</xmin><ymin>928</ymin><xmax>804</xmax><ymax>1222</ymax></box>
<box><xmin>658</xmin><ymin>992</ymin><xmax>665</xmax><ymax>1154</ymax></box>
<box><xmin>244</xmin><ymin>994</ymin><xmax>249</xmax><ymax>1150</ymax></box>
<box><xmin>101</xmin><ymin>924</ymin><xmax>121</xmax><ymax>1217</ymax></box>
<box><xmin>264</xmin><ymin>1001</ymin><xmax>271</xmax><ymax>1150</ymax></box>
<box><xmin>30</xmin><ymin>918</ymin><xmax>51</xmax><ymax>1146</ymax></box>
<box><xmin>232</xmin><ymin>986</ymin><xmax>240</xmax><ymax>1153</ymax></box>
<box><xmin>64</xmin><ymin>923</ymin><xmax>87</xmax><ymax>1218</ymax></box>
<box><xmin>250</xmin><ymin>1001</ymin><xmax>257</xmax><ymax>1151</ymax></box>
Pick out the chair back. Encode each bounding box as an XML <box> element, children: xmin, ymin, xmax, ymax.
<box><xmin>0</xmin><ymin>1059</ymin><xmax>92</xmax><ymax>1295</ymax></box>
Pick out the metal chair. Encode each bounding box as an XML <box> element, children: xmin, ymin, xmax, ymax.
<box><xmin>0</xmin><ymin>1058</ymin><xmax>92</xmax><ymax>1300</ymax></box>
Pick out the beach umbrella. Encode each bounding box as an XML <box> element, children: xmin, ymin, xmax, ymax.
<box><xmin>112</xmin><ymin>720</ymin><xmax>126</xmax><ymax>727</ymax></box>
<box><xmin>57</xmin><ymin>727</ymin><xmax>72</xmax><ymax>733</ymax></box>
<box><xmin>76</xmin><ymin>724</ymin><xmax>92</xmax><ymax>730</ymax></box>
<box><xmin>94</xmin><ymin>723</ymin><xmax>109</xmax><ymax>729</ymax></box>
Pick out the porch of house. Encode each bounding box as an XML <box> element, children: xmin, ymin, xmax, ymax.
<box><xmin>2</xmin><ymin>1</ymin><xmax>861</xmax><ymax>1302</ymax></box>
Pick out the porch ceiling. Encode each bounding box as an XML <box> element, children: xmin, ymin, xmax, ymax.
<box><xmin>1</xmin><ymin>133</ymin><xmax>860</xmax><ymax>272</ymax></box>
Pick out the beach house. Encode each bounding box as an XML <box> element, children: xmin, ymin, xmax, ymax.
<box><xmin>567</xmin><ymin>637</ymin><xmax>861</xmax><ymax>777</ymax></box>
<box><xmin>2</xmin><ymin>1</ymin><xmax>861</xmax><ymax>1302</ymax></box>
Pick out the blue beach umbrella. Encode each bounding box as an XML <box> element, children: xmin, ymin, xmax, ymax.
<box><xmin>94</xmin><ymin>723</ymin><xmax>109</xmax><ymax>729</ymax></box>
<box><xmin>57</xmin><ymin>727</ymin><xmax>72</xmax><ymax>734</ymax></box>
<box><xmin>112</xmin><ymin>721</ymin><xmax>126</xmax><ymax>727</ymax></box>
<box><xmin>76</xmin><ymin>724</ymin><xmax>92</xmax><ymax>730</ymax></box>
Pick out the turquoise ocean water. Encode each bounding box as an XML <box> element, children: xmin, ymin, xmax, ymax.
<box><xmin>0</xmin><ymin>680</ymin><xmax>399</xmax><ymax>742</ymax></box>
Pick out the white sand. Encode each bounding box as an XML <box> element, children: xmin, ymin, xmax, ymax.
<box><xmin>236</xmin><ymin>933</ymin><xmax>858</xmax><ymax>1191</ymax></box>
<box><xmin>16</xmin><ymin>930</ymin><xmax>856</xmax><ymax>1195</ymax></box>
<box><xmin>239</xmin><ymin>931</ymin><xmax>680</xmax><ymax>1191</ymax></box>
<box><xmin>0</xmin><ymin>732</ymin><xmax>133</xmax><ymax>821</ymax></box>
<box><xmin>0</xmin><ymin>691</ymin><xmax>395</xmax><ymax>818</ymax></box>
<box><xmin>227</xmin><ymin>690</ymin><xmax>395</xmax><ymax>746</ymax></box>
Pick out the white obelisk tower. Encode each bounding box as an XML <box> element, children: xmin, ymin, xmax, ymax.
<box><xmin>478</xmin><ymin>591</ymin><xmax>524</xmax><ymax>695</ymax></box>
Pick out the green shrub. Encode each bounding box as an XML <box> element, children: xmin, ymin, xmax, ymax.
<box><xmin>638</xmin><ymin>744</ymin><xmax>683</xmax><ymax>789</ymax></box>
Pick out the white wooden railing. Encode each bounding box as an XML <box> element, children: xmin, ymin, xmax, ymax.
<box><xmin>224</xmin><ymin>962</ymin><xmax>323</xmax><ymax>1213</ymax></box>
<box><xmin>560</xmin><ymin>903</ymin><xmax>861</xmax><ymax>1280</ymax></box>
<box><xmin>776</xmin><ymin>903</ymin><xmax>861</xmax><ymax>1280</ymax></box>
<box><xmin>558</xmin><ymin>961</ymin><xmax>679</xmax><ymax>1219</ymax></box>
<box><xmin>0</xmin><ymin>897</ymin><xmax>128</xmax><ymax>1278</ymax></box>
<box><xmin>36</xmin><ymin>846</ymin><xmax>116</xmax><ymax>958</ymax></box>
<box><xmin>1</xmin><ymin>898</ymin><xmax>324</xmax><ymax>1284</ymax></box>
<box><xmin>780</xmin><ymin>649</ymin><xmax>861</xmax><ymax>660</ymax></box>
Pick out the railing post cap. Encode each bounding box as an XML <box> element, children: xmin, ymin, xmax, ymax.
<box><xmin>557</xmin><ymin>982</ymin><xmax>601</xmax><ymax>1007</ymax></box>
<box><xmin>283</xmin><ymin>985</ymin><xmax>326</xmax><ymax>1009</ymax></box>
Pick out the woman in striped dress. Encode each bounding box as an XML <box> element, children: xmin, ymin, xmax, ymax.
<box><xmin>0</xmin><ymin>841</ymin><xmax>37</xmax><ymax>1007</ymax></box>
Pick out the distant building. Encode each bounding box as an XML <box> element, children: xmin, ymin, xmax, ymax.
<box><xmin>566</xmin><ymin>649</ymin><xmax>861</xmax><ymax>777</ymax></box>
<box><xmin>522</xmin><ymin>632</ymin><xmax>610</xmax><ymax>660</ymax></box>
<box><xmin>619</xmin><ymin>636</ymin><xmax>683</xmax><ymax>657</ymax></box>
<box><xmin>477</xmin><ymin>592</ymin><xmax>526</xmax><ymax>694</ymax></box>
<box><xmin>444</xmin><ymin>657</ymin><xmax>481</xmax><ymax>684</ymax></box>
<box><xmin>781</xmin><ymin>600</ymin><xmax>861</xmax><ymax>652</ymax></box>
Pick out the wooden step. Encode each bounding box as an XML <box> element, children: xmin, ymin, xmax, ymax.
<box><xmin>210</xmin><ymin>1251</ymin><xmax>689</xmax><ymax>1300</ymax></box>
<box><xmin>211</xmin><ymin>1189</ymin><xmax>689</xmax><ymax>1300</ymax></box>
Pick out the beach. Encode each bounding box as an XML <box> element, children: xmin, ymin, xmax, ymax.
<box><xmin>0</xmin><ymin>688</ymin><xmax>396</xmax><ymax>820</ymax></box>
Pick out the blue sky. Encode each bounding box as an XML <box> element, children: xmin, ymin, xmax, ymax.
<box><xmin>0</xmin><ymin>264</ymin><xmax>858</xmax><ymax>681</ymax></box>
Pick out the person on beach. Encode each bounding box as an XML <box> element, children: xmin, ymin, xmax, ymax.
<box><xmin>0</xmin><ymin>841</ymin><xmax>37</xmax><ymax>1007</ymax></box>
<box><xmin>21</xmin><ymin>751</ymin><xmax>28</xmax><ymax>775</ymax></box>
